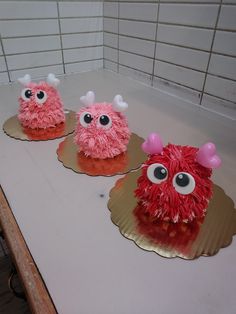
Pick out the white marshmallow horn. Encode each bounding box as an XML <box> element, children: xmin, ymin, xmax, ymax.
<box><xmin>47</xmin><ymin>73</ymin><xmax>60</xmax><ymax>87</ymax></box>
<box><xmin>80</xmin><ymin>91</ymin><xmax>95</xmax><ymax>107</ymax></box>
<box><xmin>18</xmin><ymin>74</ymin><xmax>31</xmax><ymax>86</ymax></box>
<box><xmin>112</xmin><ymin>95</ymin><xmax>128</xmax><ymax>112</ymax></box>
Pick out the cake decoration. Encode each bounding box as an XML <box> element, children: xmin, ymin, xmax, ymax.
<box><xmin>74</xmin><ymin>91</ymin><xmax>131</xmax><ymax>159</ymax></box>
<box><xmin>18</xmin><ymin>73</ymin><xmax>65</xmax><ymax>129</ymax></box>
<box><xmin>108</xmin><ymin>169</ymin><xmax>236</xmax><ymax>259</ymax></box>
<box><xmin>135</xmin><ymin>133</ymin><xmax>221</xmax><ymax>223</ymax></box>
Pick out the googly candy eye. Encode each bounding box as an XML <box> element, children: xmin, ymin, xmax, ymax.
<box><xmin>79</xmin><ymin>112</ymin><xmax>93</xmax><ymax>128</ymax></box>
<box><xmin>173</xmin><ymin>172</ymin><xmax>196</xmax><ymax>195</ymax></box>
<box><xmin>21</xmin><ymin>88</ymin><xmax>32</xmax><ymax>101</ymax></box>
<box><xmin>97</xmin><ymin>114</ymin><xmax>112</xmax><ymax>129</ymax></box>
<box><xmin>35</xmin><ymin>90</ymin><xmax>47</xmax><ymax>105</ymax></box>
<box><xmin>147</xmin><ymin>163</ymin><xmax>168</xmax><ymax>184</ymax></box>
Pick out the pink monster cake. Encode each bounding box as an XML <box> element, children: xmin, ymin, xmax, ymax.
<box><xmin>74</xmin><ymin>91</ymin><xmax>131</xmax><ymax>159</ymax></box>
<box><xmin>135</xmin><ymin>133</ymin><xmax>221</xmax><ymax>223</ymax></box>
<box><xmin>18</xmin><ymin>74</ymin><xmax>65</xmax><ymax>129</ymax></box>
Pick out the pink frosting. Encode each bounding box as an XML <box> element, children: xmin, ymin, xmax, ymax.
<box><xmin>74</xmin><ymin>103</ymin><xmax>131</xmax><ymax>159</ymax></box>
<box><xmin>18</xmin><ymin>81</ymin><xmax>65</xmax><ymax>129</ymax></box>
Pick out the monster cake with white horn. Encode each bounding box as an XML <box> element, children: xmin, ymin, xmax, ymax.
<box><xmin>18</xmin><ymin>73</ymin><xmax>65</xmax><ymax>129</ymax></box>
<box><xmin>74</xmin><ymin>91</ymin><xmax>131</xmax><ymax>159</ymax></box>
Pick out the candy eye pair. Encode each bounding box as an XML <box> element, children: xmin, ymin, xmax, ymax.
<box><xmin>21</xmin><ymin>88</ymin><xmax>47</xmax><ymax>105</ymax></box>
<box><xmin>147</xmin><ymin>163</ymin><xmax>196</xmax><ymax>195</ymax></box>
<box><xmin>80</xmin><ymin>112</ymin><xmax>112</xmax><ymax>129</ymax></box>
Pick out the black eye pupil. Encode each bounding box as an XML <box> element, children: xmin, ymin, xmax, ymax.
<box><xmin>25</xmin><ymin>90</ymin><xmax>32</xmax><ymax>98</ymax></box>
<box><xmin>154</xmin><ymin>166</ymin><xmax>167</xmax><ymax>180</ymax></box>
<box><xmin>176</xmin><ymin>173</ymin><xmax>189</xmax><ymax>187</ymax></box>
<box><xmin>100</xmin><ymin>115</ymin><xmax>110</xmax><ymax>126</ymax></box>
<box><xmin>84</xmin><ymin>114</ymin><xmax>93</xmax><ymax>124</ymax></box>
<box><xmin>37</xmin><ymin>91</ymin><xmax>45</xmax><ymax>99</ymax></box>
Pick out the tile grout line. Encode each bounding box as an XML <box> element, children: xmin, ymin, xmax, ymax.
<box><xmin>151</xmin><ymin>0</ymin><xmax>160</xmax><ymax>86</ymax></box>
<box><xmin>3</xmin><ymin>45</ymin><xmax>103</xmax><ymax>57</ymax></box>
<box><xmin>104</xmin><ymin>31</ymin><xmax>236</xmax><ymax>58</ymax></box>
<box><xmin>57</xmin><ymin>1</ymin><xmax>66</xmax><ymax>75</ymax></box>
<box><xmin>117</xmin><ymin>1</ymin><xmax>120</xmax><ymax>74</ymax></box>
<box><xmin>0</xmin><ymin>34</ymin><xmax>11</xmax><ymax>82</ymax></box>
<box><xmin>103</xmin><ymin>0</ymin><xmax>105</xmax><ymax>69</ymax></box>
<box><xmin>200</xmin><ymin>0</ymin><xmax>222</xmax><ymax>105</ymax></box>
<box><xmin>6</xmin><ymin>59</ymin><xmax>104</xmax><ymax>74</ymax></box>
<box><xmin>103</xmin><ymin>58</ymin><xmax>236</xmax><ymax>106</ymax></box>
<box><xmin>1</xmin><ymin>31</ymin><xmax>104</xmax><ymax>40</ymax></box>
<box><xmin>104</xmin><ymin>47</ymin><xmax>236</xmax><ymax>83</ymax></box>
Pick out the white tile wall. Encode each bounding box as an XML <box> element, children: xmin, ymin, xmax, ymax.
<box><xmin>159</xmin><ymin>4</ymin><xmax>219</xmax><ymax>28</ymax></box>
<box><xmin>62</xmin><ymin>33</ymin><xmax>103</xmax><ymax>49</ymax></box>
<box><xmin>119</xmin><ymin>20</ymin><xmax>156</xmax><ymax>40</ymax></box>
<box><xmin>104</xmin><ymin>2</ymin><xmax>118</xmax><ymax>18</ymax></box>
<box><xmin>161</xmin><ymin>0</ymin><xmax>220</xmax><ymax>2</ymax></box>
<box><xmin>213</xmin><ymin>31</ymin><xmax>236</xmax><ymax>56</ymax></box>
<box><xmin>65</xmin><ymin>59</ymin><xmax>103</xmax><ymax>74</ymax></box>
<box><xmin>104</xmin><ymin>0</ymin><xmax>236</xmax><ymax>120</ymax></box>
<box><xmin>0</xmin><ymin>20</ymin><xmax>59</xmax><ymax>37</ymax></box>
<box><xmin>155</xmin><ymin>43</ymin><xmax>209</xmax><ymax>71</ymax></box>
<box><xmin>0</xmin><ymin>0</ymin><xmax>235</xmax><ymax>119</ymax></box>
<box><xmin>59</xmin><ymin>2</ymin><xmax>103</xmax><ymax>18</ymax></box>
<box><xmin>208</xmin><ymin>54</ymin><xmax>236</xmax><ymax>81</ymax></box>
<box><xmin>218</xmin><ymin>5</ymin><xmax>236</xmax><ymax>30</ymax></box>
<box><xmin>104</xmin><ymin>18</ymin><xmax>118</xmax><ymax>33</ymax></box>
<box><xmin>104</xmin><ymin>59</ymin><xmax>117</xmax><ymax>72</ymax></box>
<box><xmin>119</xmin><ymin>36</ymin><xmax>155</xmax><ymax>58</ymax></box>
<box><xmin>205</xmin><ymin>75</ymin><xmax>236</xmax><ymax>103</ymax></box>
<box><xmin>0</xmin><ymin>1</ymin><xmax>57</xmax><ymax>19</ymax></box>
<box><xmin>119</xmin><ymin>65</ymin><xmax>152</xmax><ymax>85</ymax></box>
<box><xmin>119</xmin><ymin>3</ymin><xmax>158</xmax><ymax>21</ymax></box>
<box><xmin>0</xmin><ymin>1</ymin><xmax>103</xmax><ymax>83</ymax></box>
<box><xmin>157</xmin><ymin>24</ymin><xmax>214</xmax><ymax>51</ymax></box>
<box><xmin>119</xmin><ymin>51</ymin><xmax>153</xmax><ymax>74</ymax></box>
<box><xmin>202</xmin><ymin>94</ymin><xmax>236</xmax><ymax>119</ymax></box>
<box><xmin>6</xmin><ymin>51</ymin><xmax>62</xmax><ymax>70</ymax></box>
<box><xmin>104</xmin><ymin>46</ymin><xmax>118</xmax><ymax>62</ymax></box>
<box><xmin>0</xmin><ymin>56</ymin><xmax>7</xmax><ymax>72</ymax></box>
<box><xmin>154</xmin><ymin>61</ymin><xmax>205</xmax><ymax>91</ymax></box>
<box><xmin>153</xmin><ymin>76</ymin><xmax>201</xmax><ymax>105</ymax></box>
<box><xmin>60</xmin><ymin>18</ymin><xmax>103</xmax><ymax>34</ymax></box>
<box><xmin>9</xmin><ymin>65</ymin><xmax>64</xmax><ymax>82</ymax></box>
<box><xmin>0</xmin><ymin>72</ymin><xmax>9</xmax><ymax>84</ymax></box>
<box><xmin>104</xmin><ymin>33</ymin><xmax>118</xmax><ymax>48</ymax></box>
<box><xmin>3</xmin><ymin>36</ymin><xmax>61</xmax><ymax>55</ymax></box>
<box><xmin>64</xmin><ymin>47</ymin><xmax>103</xmax><ymax>63</ymax></box>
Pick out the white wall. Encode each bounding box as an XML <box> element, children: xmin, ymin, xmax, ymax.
<box><xmin>0</xmin><ymin>1</ymin><xmax>103</xmax><ymax>82</ymax></box>
<box><xmin>0</xmin><ymin>0</ymin><xmax>235</xmax><ymax>119</ymax></box>
<box><xmin>104</xmin><ymin>0</ymin><xmax>236</xmax><ymax>119</ymax></box>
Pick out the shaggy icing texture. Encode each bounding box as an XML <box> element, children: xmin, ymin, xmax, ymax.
<box><xmin>74</xmin><ymin>103</ymin><xmax>131</xmax><ymax>159</ymax></box>
<box><xmin>135</xmin><ymin>144</ymin><xmax>213</xmax><ymax>223</ymax></box>
<box><xmin>18</xmin><ymin>81</ymin><xmax>65</xmax><ymax>129</ymax></box>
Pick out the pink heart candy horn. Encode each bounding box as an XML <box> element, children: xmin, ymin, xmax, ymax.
<box><xmin>196</xmin><ymin>142</ymin><xmax>222</xmax><ymax>169</ymax></box>
<box><xmin>142</xmin><ymin>133</ymin><xmax>163</xmax><ymax>155</ymax></box>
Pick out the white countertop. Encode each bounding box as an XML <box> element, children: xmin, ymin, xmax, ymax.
<box><xmin>0</xmin><ymin>70</ymin><xmax>235</xmax><ymax>314</ymax></box>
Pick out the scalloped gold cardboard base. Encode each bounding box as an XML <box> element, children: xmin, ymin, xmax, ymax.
<box><xmin>3</xmin><ymin>110</ymin><xmax>76</xmax><ymax>141</ymax></box>
<box><xmin>108</xmin><ymin>170</ymin><xmax>236</xmax><ymax>259</ymax></box>
<box><xmin>57</xmin><ymin>133</ymin><xmax>146</xmax><ymax>177</ymax></box>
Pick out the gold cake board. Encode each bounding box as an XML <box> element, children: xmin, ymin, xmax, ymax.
<box><xmin>3</xmin><ymin>110</ymin><xmax>76</xmax><ymax>141</ymax></box>
<box><xmin>108</xmin><ymin>169</ymin><xmax>236</xmax><ymax>260</ymax></box>
<box><xmin>57</xmin><ymin>133</ymin><xmax>147</xmax><ymax>177</ymax></box>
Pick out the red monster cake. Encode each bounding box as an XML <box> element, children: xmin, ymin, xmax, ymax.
<box><xmin>135</xmin><ymin>133</ymin><xmax>221</xmax><ymax>223</ymax></box>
